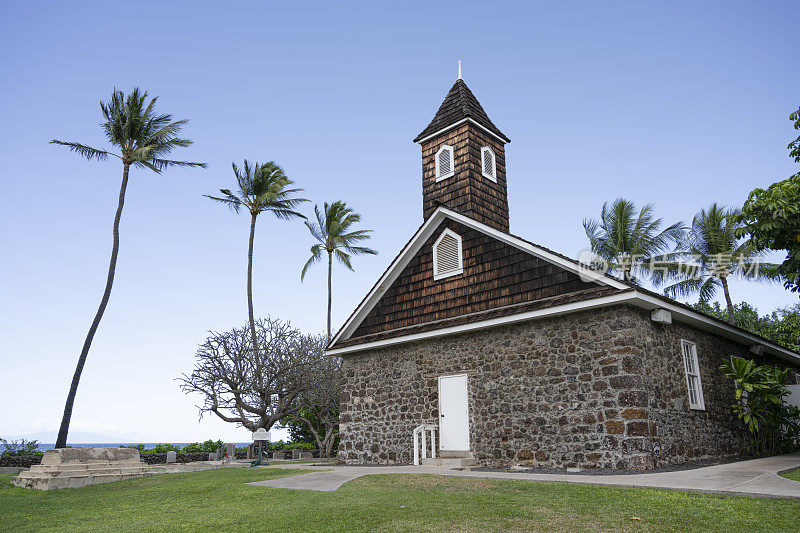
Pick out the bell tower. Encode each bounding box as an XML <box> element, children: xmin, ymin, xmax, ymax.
<box><xmin>414</xmin><ymin>76</ymin><xmax>511</xmax><ymax>232</ymax></box>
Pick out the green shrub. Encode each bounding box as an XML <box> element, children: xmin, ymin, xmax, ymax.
<box><xmin>181</xmin><ymin>439</ymin><xmax>225</xmax><ymax>453</ymax></box>
<box><xmin>120</xmin><ymin>444</ymin><xmax>146</xmax><ymax>453</ymax></box>
<box><xmin>121</xmin><ymin>440</ymin><xmax>226</xmax><ymax>455</ymax></box>
<box><xmin>720</xmin><ymin>356</ymin><xmax>800</xmax><ymax>455</ymax></box>
<box><xmin>0</xmin><ymin>438</ymin><xmax>43</xmax><ymax>457</ymax></box>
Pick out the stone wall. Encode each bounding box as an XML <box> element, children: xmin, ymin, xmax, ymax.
<box><xmin>338</xmin><ymin>304</ymin><xmax>799</xmax><ymax>470</ymax></box>
<box><xmin>0</xmin><ymin>455</ymin><xmax>42</xmax><ymax>468</ymax></box>
<box><xmin>138</xmin><ymin>452</ymin><xmax>247</xmax><ymax>464</ymax></box>
<box><xmin>643</xmin><ymin>316</ymin><xmax>800</xmax><ymax>466</ymax></box>
<box><xmin>0</xmin><ymin>451</ymin><xmax>249</xmax><ymax>467</ymax></box>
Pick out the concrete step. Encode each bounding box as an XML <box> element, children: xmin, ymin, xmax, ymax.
<box><xmin>25</xmin><ymin>466</ymin><xmax>155</xmax><ymax>477</ymax></box>
<box><xmin>439</xmin><ymin>450</ymin><xmax>474</xmax><ymax>459</ymax></box>
<box><xmin>420</xmin><ymin>457</ymin><xmax>478</xmax><ymax>468</ymax></box>
<box><xmin>30</xmin><ymin>461</ymin><xmax>146</xmax><ymax>472</ymax></box>
<box><xmin>11</xmin><ymin>470</ymin><xmax>156</xmax><ymax>490</ymax></box>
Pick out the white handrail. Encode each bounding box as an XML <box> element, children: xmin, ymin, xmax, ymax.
<box><xmin>413</xmin><ymin>424</ymin><xmax>438</xmax><ymax>465</ymax></box>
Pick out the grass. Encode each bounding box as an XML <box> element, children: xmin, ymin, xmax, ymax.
<box><xmin>781</xmin><ymin>467</ymin><xmax>800</xmax><ymax>482</ymax></box>
<box><xmin>2</xmin><ymin>469</ymin><xmax>800</xmax><ymax>532</ymax></box>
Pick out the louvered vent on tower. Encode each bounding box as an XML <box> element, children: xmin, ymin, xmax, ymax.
<box><xmin>435</xmin><ymin>145</ymin><xmax>454</xmax><ymax>181</ymax></box>
<box><xmin>433</xmin><ymin>228</ymin><xmax>463</xmax><ymax>280</ymax></box>
<box><xmin>481</xmin><ymin>146</ymin><xmax>496</xmax><ymax>181</ymax></box>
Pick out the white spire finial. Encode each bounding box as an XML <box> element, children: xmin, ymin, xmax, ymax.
<box><xmin>458</xmin><ymin>59</ymin><xmax>462</xmax><ymax>80</ymax></box>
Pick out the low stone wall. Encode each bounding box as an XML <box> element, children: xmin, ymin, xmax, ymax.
<box><xmin>138</xmin><ymin>452</ymin><xmax>248</xmax><ymax>464</ymax></box>
<box><xmin>0</xmin><ymin>451</ymin><xmax>250</xmax><ymax>468</ymax></box>
<box><xmin>0</xmin><ymin>455</ymin><xmax>43</xmax><ymax>468</ymax></box>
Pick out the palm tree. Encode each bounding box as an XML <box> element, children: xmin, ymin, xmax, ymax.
<box><xmin>206</xmin><ymin>160</ymin><xmax>307</xmax><ymax>351</ymax></box>
<box><xmin>301</xmin><ymin>201</ymin><xmax>377</xmax><ymax>339</ymax></box>
<box><xmin>51</xmin><ymin>88</ymin><xmax>205</xmax><ymax>448</ymax></box>
<box><xmin>664</xmin><ymin>204</ymin><xmax>780</xmax><ymax>323</ymax></box>
<box><xmin>583</xmin><ymin>198</ymin><xmax>685</xmax><ymax>283</ymax></box>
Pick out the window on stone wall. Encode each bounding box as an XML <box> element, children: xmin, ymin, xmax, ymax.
<box><xmin>433</xmin><ymin>228</ymin><xmax>463</xmax><ymax>280</ymax></box>
<box><xmin>435</xmin><ymin>145</ymin><xmax>455</xmax><ymax>181</ymax></box>
<box><xmin>681</xmin><ymin>340</ymin><xmax>705</xmax><ymax>410</ymax></box>
<box><xmin>481</xmin><ymin>146</ymin><xmax>496</xmax><ymax>182</ymax></box>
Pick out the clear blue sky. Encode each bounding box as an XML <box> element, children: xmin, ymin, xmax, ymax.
<box><xmin>1</xmin><ymin>1</ymin><xmax>798</xmax><ymax>443</ymax></box>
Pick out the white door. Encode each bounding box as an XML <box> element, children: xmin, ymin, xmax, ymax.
<box><xmin>438</xmin><ymin>374</ymin><xmax>470</xmax><ymax>451</ymax></box>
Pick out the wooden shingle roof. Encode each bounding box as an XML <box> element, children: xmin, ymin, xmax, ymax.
<box><xmin>413</xmin><ymin>79</ymin><xmax>510</xmax><ymax>143</ymax></box>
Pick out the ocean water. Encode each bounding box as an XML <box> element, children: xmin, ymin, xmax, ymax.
<box><xmin>35</xmin><ymin>443</ymin><xmax>253</xmax><ymax>452</ymax></box>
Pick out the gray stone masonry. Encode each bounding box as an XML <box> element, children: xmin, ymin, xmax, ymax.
<box><xmin>338</xmin><ymin>305</ymin><xmax>799</xmax><ymax>470</ymax></box>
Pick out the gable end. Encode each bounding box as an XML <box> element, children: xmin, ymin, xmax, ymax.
<box><xmin>349</xmin><ymin>218</ymin><xmax>603</xmax><ymax>339</ymax></box>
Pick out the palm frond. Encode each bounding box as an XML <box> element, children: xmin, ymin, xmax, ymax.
<box><xmin>335</xmin><ymin>248</ymin><xmax>354</xmax><ymax>270</ymax></box>
<box><xmin>147</xmin><ymin>158</ymin><xmax>207</xmax><ymax>172</ymax></box>
<box><xmin>50</xmin><ymin>140</ymin><xmax>113</xmax><ymax>161</ymax></box>
<box><xmin>348</xmin><ymin>246</ymin><xmax>378</xmax><ymax>255</ymax></box>
<box><xmin>204</xmin><ymin>191</ymin><xmax>243</xmax><ymax>213</ymax></box>
<box><xmin>301</xmin><ymin>244</ymin><xmax>323</xmax><ymax>281</ymax></box>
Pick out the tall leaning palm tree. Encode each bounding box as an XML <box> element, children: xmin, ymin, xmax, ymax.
<box><xmin>583</xmin><ymin>198</ymin><xmax>685</xmax><ymax>283</ymax></box>
<box><xmin>301</xmin><ymin>201</ymin><xmax>377</xmax><ymax>339</ymax></box>
<box><xmin>206</xmin><ymin>161</ymin><xmax>307</xmax><ymax>351</ymax></box>
<box><xmin>51</xmin><ymin>88</ymin><xmax>206</xmax><ymax>448</ymax></box>
<box><xmin>664</xmin><ymin>204</ymin><xmax>780</xmax><ymax>323</ymax></box>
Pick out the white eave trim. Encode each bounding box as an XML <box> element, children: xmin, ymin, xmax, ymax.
<box><xmin>416</xmin><ymin>117</ymin><xmax>509</xmax><ymax>145</ymax></box>
<box><xmin>327</xmin><ymin>289</ymin><xmax>800</xmax><ymax>365</ymax></box>
<box><xmin>328</xmin><ymin>206</ymin><xmax>627</xmax><ymax>347</ymax></box>
<box><xmin>327</xmin><ymin>293</ymin><xmax>634</xmax><ymax>355</ymax></box>
<box><xmin>631</xmin><ymin>291</ymin><xmax>800</xmax><ymax>364</ymax></box>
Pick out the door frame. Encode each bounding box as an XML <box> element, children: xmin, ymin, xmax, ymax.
<box><xmin>437</xmin><ymin>373</ymin><xmax>470</xmax><ymax>451</ymax></box>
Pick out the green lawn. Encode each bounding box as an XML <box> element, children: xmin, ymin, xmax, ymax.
<box><xmin>2</xmin><ymin>469</ymin><xmax>800</xmax><ymax>532</ymax></box>
<box><xmin>781</xmin><ymin>467</ymin><xmax>800</xmax><ymax>482</ymax></box>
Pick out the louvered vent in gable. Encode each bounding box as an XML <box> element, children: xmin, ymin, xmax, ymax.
<box><xmin>435</xmin><ymin>145</ymin><xmax>455</xmax><ymax>181</ymax></box>
<box><xmin>432</xmin><ymin>228</ymin><xmax>463</xmax><ymax>280</ymax></box>
<box><xmin>481</xmin><ymin>146</ymin><xmax>496</xmax><ymax>181</ymax></box>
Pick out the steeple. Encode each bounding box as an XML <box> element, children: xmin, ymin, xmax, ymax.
<box><xmin>414</xmin><ymin>78</ymin><xmax>511</xmax><ymax>232</ymax></box>
<box><xmin>413</xmin><ymin>79</ymin><xmax>510</xmax><ymax>144</ymax></box>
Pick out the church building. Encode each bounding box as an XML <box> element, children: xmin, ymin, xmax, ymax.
<box><xmin>325</xmin><ymin>75</ymin><xmax>800</xmax><ymax>470</ymax></box>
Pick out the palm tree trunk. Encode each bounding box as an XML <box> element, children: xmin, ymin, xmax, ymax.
<box><xmin>327</xmin><ymin>251</ymin><xmax>332</xmax><ymax>340</ymax></box>
<box><xmin>247</xmin><ymin>213</ymin><xmax>258</xmax><ymax>353</ymax></box>
<box><xmin>720</xmin><ymin>275</ymin><xmax>735</xmax><ymax>324</ymax></box>
<box><xmin>55</xmin><ymin>163</ymin><xmax>130</xmax><ymax>449</ymax></box>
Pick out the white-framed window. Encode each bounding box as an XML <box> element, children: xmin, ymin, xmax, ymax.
<box><xmin>433</xmin><ymin>228</ymin><xmax>463</xmax><ymax>280</ymax></box>
<box><xmin>435</xmin><ymin>145</ymin><xmax>455</xmax><ymax>181</ymax></box>
<box><xmin>481</xmin><ymin>146</ymin><xmax>496</xmax><ymax>182</ymax></box>
<box><xmin>681</xmin><ymin>340</ymin><xmax>705</xmax><ymax>410</ymax></box>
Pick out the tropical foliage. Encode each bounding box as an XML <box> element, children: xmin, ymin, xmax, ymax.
<box><xmin>205</xmin><ymin>160</ymin><xmax>307</xmax><ymax>351</ymax></box>
<box><xmin>693</xmin><ymin>300</ymin><xmax>800</xmax><ymax>352</ymax></box>
<box><xmin>123</xmin><ymin>440</ymin><xmax>225</xmax><ymax>455</ymax></box>
<box><xmin>301</xmin><ymin>201</ymin><xmax>377</xmax><ymax>338</ymax></box>
<box><xmin>720</xmin><ymin>356</ymin><xmax>800</xmax><ymax>456</ymax></box>
<box><xmin>735</xmin><ymin>106</ymin><xmax>800</xmax><ymax>293</ymax></box>
<box><xmin>50</xmin><ymin>88</ymin><xmax>205</xmax><ymax>449</ymax></box>
<box><xmin>737</xmin><ymin>173</ymin><xmax>800</xmax><ymax>293</ymax></box>
<box><xmin>664</xmin><ymin>204</ymin><xmax>779</xmax><ymax>322</ymax></box>
<box><xmin>582</xmin><ymin>198</ymin><xmax>684</xmax><ymax>283</ymax></box>
<box><xmin>788</xmin><ymin>105</ymin><xmax>800</xmax><ymax>163</ymax></box>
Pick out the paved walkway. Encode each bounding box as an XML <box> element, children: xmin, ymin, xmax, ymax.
<box><xmin>248</xmin><ymin>453</ymin><xmax>800</xmax><ymax>498</ymax></box>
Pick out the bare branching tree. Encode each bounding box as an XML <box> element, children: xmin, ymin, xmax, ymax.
<box><xmin>179</xmin><ymin>317</ymin><xmax>319</xmax><ymax>432</ymax></box>
<box><xmin>294</xmin><ymin>352</ymin><xmax>341</xmax><ymax>457</ymax></box>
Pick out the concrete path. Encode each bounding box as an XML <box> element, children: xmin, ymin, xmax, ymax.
<box><xmin>248</xmin><ymin>453</ymin><xmax>800</xmax><ymax>498</ymax></box>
